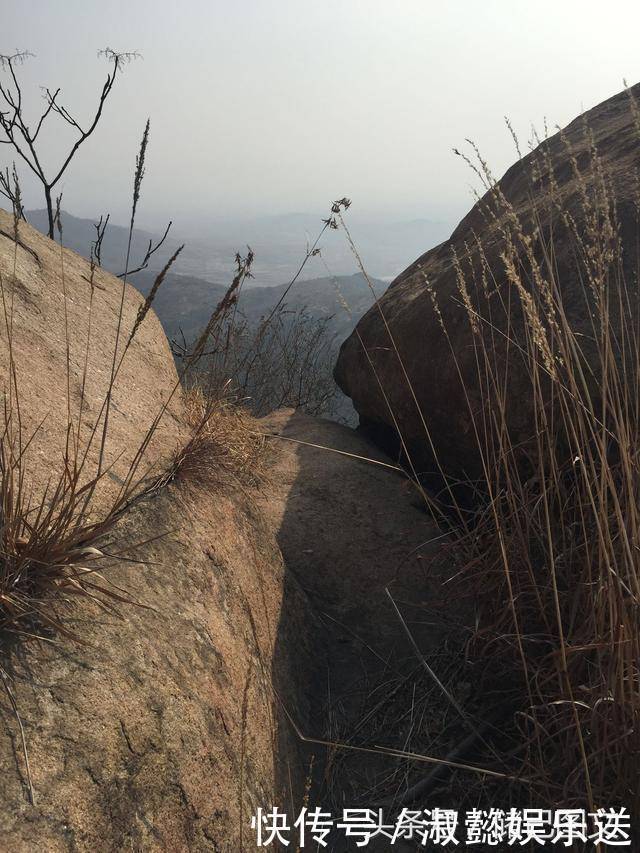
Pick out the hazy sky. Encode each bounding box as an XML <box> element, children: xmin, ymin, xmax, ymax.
<box><xmin>3</xmin><ymin>0</ymin><xmax>640</xmax><ymax>233</ymax></box>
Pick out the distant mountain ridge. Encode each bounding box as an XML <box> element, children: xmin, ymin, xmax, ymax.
<box><xmin>130</xmin><ymin>269</ymin><xmax>386</xmax><ymax>346</ymax></box>
<box><xmin>25</xmin><ymin>207</ymin><xmax>452</xmax><ymax>287</ymax></box>
<box><xmin>24</xmin><ymin>208</ymin><xmax>389</xmax><ymax>348</ymax></box>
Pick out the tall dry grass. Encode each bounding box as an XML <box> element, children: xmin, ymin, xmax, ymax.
<box><xmin>333</xmin><ymin>111</ymin><xmax>640</xmax><ymax>815</ymax></box>
<box><xmin>170</xmin><ymin>209</ymin><xmax>350</xmax><ymax>421</ymax></box>
<box><xmin>444</xmin><ymin>131</ymin><xmax>640</xmax><ymax>812</ymax></box>
<box><xmin>0</xmin><ymin>124</ymin><xmax>263</xmax><ymax>651</ymax></box>
<box><xmin>0</xmin><ymin>125</ymin><xmax>195</xmax><ymax>802</ymax></box>
<box><xmin>241</xmin><ymin>99</ymin><xmax>637</xmax><ymax>831</ymax></box>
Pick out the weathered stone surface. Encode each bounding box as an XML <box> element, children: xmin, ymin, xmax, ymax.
<box><xmin>335</xmin><ymin>84</ymin><xmax>640</xmax><ymax>485</ymax></box>
<box><xmin>0</xmin><ymin>209</ymin><xmax>185</xmax><ymax>509</ymax></box>
<box><xmin>0</xmin><ymin>215</ymin><xmax>309</xmax><ymax>851</ymax></box>
<box><xmin>0</xmin><ymin>485</ymin><xmax>309</xmax><ymax>852</ymax></box>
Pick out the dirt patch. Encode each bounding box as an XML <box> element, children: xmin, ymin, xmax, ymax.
<box><xmin>258</xmin><ymin>410</ymin><xmax>472</xmax><ymax>847</ymax></box>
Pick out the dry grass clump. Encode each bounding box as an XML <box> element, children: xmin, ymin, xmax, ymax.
<box><xmin>0</xmin><ymin>127</ymin><xmax>190</xmax><ymax>802</ymax></box>
<box><xmin>0</xmin><ymin>419</ymin><xmax>137</xmax><ymax>645</ymax></box>
<box><xmin>324</xmin><ymin>105</ymin><xmax>640</xmax><ymax>817</ymax></box>
<box><xmin>428</xmin><ymin>117</ymin><xmax>640</xmax><ymax>814</ymax></box>
<box><xmin>0</xmin><ymin>189</ymin><xmax>150</xmax><ymax>651</ymax></box>
<box><xmin>171</xmin><ymin>385</ymin><xmax>267</xmax><ymax>488</ymax></box>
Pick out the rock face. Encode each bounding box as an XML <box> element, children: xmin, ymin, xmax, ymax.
<box><xmin>0</xmin><ymin>209</ymin><xmax>184</xmax><ymax>507</ymax></box>
<box><xmin>0</xmin><ymin>214</ymin><xmax>310</xmax><ymax>851</ymax></box>
<box><xmin>0</xmin><ymin>212</ymin><xmax>468</xmax><ymax>851</ymax></box>
<box><xmin>0</xmin><ymin>486</ymin><xmax>308</xmax><ymax>852</ymax></box>
<box><xmin>257</xmin><ymin>410</ymin><xmax>451</xmax><ymax>852</ymax></box>
<box><xmin>335</xmin><ymin>84</ymin><xmax>640</xmax><ymax>485</ymax></box>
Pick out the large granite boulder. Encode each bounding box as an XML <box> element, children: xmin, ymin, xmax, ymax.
<box><xmin>335</xmin><ymin>84</ymin><xmax>640</xmax><ymax>487</ymax></box>
<box><xmin>0</xmin><ymin>213</ymin><xmax>310</xmax><ymax>851</ymax></box>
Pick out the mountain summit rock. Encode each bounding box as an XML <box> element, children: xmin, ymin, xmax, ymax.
<box><xmin>335</xmin><ymin>83</ymin><xmax>640</xmax><ymax>486</ymax></box>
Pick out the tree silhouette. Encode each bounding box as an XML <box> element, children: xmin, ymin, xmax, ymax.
<box><xmin>0</xmin><ymin>48</ymin><xmax>139</xmax><ymax>238</ymax></box>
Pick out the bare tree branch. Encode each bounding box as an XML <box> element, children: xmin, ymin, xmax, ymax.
<box><xmin>0</xmin><ymin>164</ymin><xmax>25</xmax><ymax>219</ymax></box>
<box><xmin>117</xmin><ymin>221</ymin><xmax>173</xmax><ymax>278</ymax></box>
<box><xmin>92</xmin><ymin>213</ymin><xmax>110</xmax><ymax>268</ymax></box>
<box><xmin>40</xmin><ymin>88</ymin><xmax>84</xmax><ymax>134</ymax></box>
<box><xmin>0</xmin><ymin>50</ymin><xmax>34</xmax><ymax>69</ymax></box>
<box><xmin>32</xmin><ymin>87</ymin><xmax>60</xmax><ymax>140</ymax></box>
<box><xmin>0</xmin><ymin>48</ymin><xmax>139</xmax><ymax>237</ymax></box>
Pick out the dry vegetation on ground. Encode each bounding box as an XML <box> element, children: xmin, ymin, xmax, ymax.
<box><xmin>343</xmin><ymin>103</ymin><xmax>640</xmax><ymax>819</ymax></box>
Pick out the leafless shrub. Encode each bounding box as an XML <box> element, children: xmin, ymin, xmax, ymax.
<box><xmin>199</xmin><ymin>305</ymin><xmax>339</xmax><ymax>418</ymax></box>
<box><xmin>171</xmin><ymin>205</ymin><xmax>348</xmax><ymax>421</ymax></box>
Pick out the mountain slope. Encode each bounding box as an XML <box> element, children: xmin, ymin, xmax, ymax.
<box><xmin>25</xmin><ymin>210</ymin><xmax>388</xmax><ymax>347</ymax></box>
<box><xmin>131</xmin><ymin>270</ymin><xmax>387</xmax><ymax>344</ymax></box>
